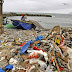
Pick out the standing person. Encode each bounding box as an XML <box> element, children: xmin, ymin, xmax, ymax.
<box><xmin>21</xmin><ymin>14</ymin><xmax>25</xmax><ymax>21</ymax></box>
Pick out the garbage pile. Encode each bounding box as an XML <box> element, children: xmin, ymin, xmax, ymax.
<box><xmin>0</xmin><ymin>26</ymin><xmax>72</xmax><ymax>72</ymax></box>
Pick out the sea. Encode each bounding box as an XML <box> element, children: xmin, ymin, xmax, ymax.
<box><xmin>7</xmin><ymin>13</ymin><xmax>72</xmax><ymax>29</ymax></box>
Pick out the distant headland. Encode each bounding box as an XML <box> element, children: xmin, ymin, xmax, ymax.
<box><xmin>3</xmin><ymin>12</ymin><xmax>52</xmax><ymax>18</ymax></box>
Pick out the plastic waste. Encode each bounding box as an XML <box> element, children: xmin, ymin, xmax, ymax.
<box><xmin>0</xmin><ymin>57</ymin><xmax>5</xmax><ymax>61</ymax></box>
<box><xmin>29</xmin><ymin>52</ymin><xmax>39</xmax><ymax>59</ymax></box>
<box><xmin>36</xmin><ymin>36</ymin><xmax>44</xmax><ymax>46</ymax></box>
<box><xmin>5</xmin><ymin>64</ymin><xmax>13</xmax><ymax>70</ymax></box>
<box><xmin>37</xmin><ymin>43</ymin><xmax>41</xmax><ymax>46</ymax></box>
<box><xmin>29</xmin><ymin>59</ymin><xmax>47</xmax><ymax>68</ymax></box>
<box><xmin>37</xmin><ymin>60</ymin><xmax>47</xmax><ymax>69</ymax></box>
<box><xmin>21</xmin><ymin>40</ymin><xmax>33</xmax><ymax>54</ymax></box>
<box><xmin>33</xmin><ymin>46</ymin><xmax>45</xmax><ymax>52</ymax></box>
<box><xmin>59</xmin><ymin>67</ymin><xmax>64</xmax><ymax>71</ymax></box>
<box><xmin>46</xmin><ymin>65</ymin><xmax>53</xmax><ymax>72</ymax></box>
<box><xmin>9</xmin><ymin>58</ymin><xmax>18</xmax><ymax>65</ymax></box>
<box><xmin>0</xmin><ymin>68</ymin><xmax>5</xmax><ymax>72</ymax></box>
<box><xmin>27</xmin><ymin>50</ymin><xmax>48</xmax><ymax>61</ymax></box>
<box><xmin>0</xmin><ymin>25</ymin><xmax>72</xmax><ymax>72</ymax></box>
<box><xmin>26</xmin><ymin>65</ymin><xmax>35</xmax><ymax>72</ymax></box>
<box><xmin>55</xmin><ymin>38</ymin><xmax>61</xmax><ymax>45</ymax></box>
<box><xmin>0</xmin><ymin>40</ymin><xmax>1</xmax><ymax>43</ymax></box>
<box><xmin>36</xmin><ymin>36</ymin><xmax>44</xmax><ymax>41</ymax></box>
<box><xmin>20</xmin><ymin>43</ymin><xmax>26</xmax><ymax>47</ymax></box>
<box><xmin>0</xmin><ymin>52</ymin><xmax>2</xmax><ymax>55</ymax></box>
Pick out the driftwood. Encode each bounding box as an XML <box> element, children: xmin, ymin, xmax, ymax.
<box><xmin>0</xmin><ymin>0</ymin><xmax>4</xmax><ymax>34</ymax></box>
<box><xmin>53</xmin><ymin>56</ymin><xmax>60</xmax><ymax>72</ymax></box>
<box><xmin>29</xmin><ymin>20</ymin><xmax>44</xmax><ymax>29</ymax></box>
<box><xmin>50</xmin><ymin>25</ymin><xmax>60</xmax><ymax>35</ymax></box>
<box><xmin>31</xmin><ymin>28</ymin><xmax>36</xmax><ymax>39</ymax></box>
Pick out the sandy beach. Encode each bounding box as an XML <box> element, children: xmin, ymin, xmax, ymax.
<box><xmin>0</xmin><ymin>26</ymin><xmax>72</xmax><ymax>72</ymax></box>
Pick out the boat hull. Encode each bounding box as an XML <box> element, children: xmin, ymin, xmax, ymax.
<box><xmin>11</xmin><ymin>20</ymin><xmax>36</xmax><ymax>30</ymax></box>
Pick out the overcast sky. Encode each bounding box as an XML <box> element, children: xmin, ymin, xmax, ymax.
<box><xmin>3</xmin><ymin>0</ymin><xmax>72</xmax><ymax>14</ymax></box>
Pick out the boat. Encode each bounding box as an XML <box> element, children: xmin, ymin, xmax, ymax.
<box><xmin>11</xmin><ymin>20</ymin><xmax>36</xmax><ymax>30</ymax></box>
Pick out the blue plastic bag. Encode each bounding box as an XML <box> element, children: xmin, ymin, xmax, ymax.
<box><xmin>21</xmin><ymin>40</ymin><xmax>33</xmax><ymax>54</ymax></box>
<box><xmin>36</xmin><ymin>36</ymin><xmax>44</xmax><ymax>41</ymax></box>
<box><xmin>5</xmin><ymin>64</ymin><xmax>13</xmax><ymax>70</ymax></box>
<box><xmin>37</xmin><ymin>44</ymin><xmax>40</xmax><ymax>46</ymax></box>
<box><xmin>0</xmin><ymin>68</ymin><xmax>5</xmax><ymax>72</ymax></box>
<box><xmin>36</xmin><ymin>36</ymin><xmax>44</xmax><ymax>46</ymax></box>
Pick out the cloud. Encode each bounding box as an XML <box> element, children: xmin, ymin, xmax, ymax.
<box><xmin>44</xmin><ymin>8</ymin><xmax>72</xmax><ymax>14</ymax></box>
<box><xmin>3</xmin><ymin>0</ymin><xmax>72</xmax><ymax>13</ymax></box>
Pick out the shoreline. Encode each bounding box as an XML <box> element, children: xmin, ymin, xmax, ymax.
<box><xmin>3</xmin><ymin>13</ymin><xmax>52</xmax><ymax>18</ymax></box>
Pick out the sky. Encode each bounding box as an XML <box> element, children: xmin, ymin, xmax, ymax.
<box><xmin>3</xmin><ymin>0</ymin><xmax>72</xmax><ymax>14</ymax></box>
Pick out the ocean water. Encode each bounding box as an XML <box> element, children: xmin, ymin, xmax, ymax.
<box><xmin>8</xmin><ymin>14</ymin><xmax>72</xmax><ymax>29</ymax></box>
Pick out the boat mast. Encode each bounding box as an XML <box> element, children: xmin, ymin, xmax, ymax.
<box><xmin>0</xmin><ymin>0</ymin><xmax>4</xmax><ymax>34</ymax></box>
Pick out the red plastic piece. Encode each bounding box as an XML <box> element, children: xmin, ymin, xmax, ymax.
<box><xmin>33</xmin><ymin>46</ymin><xmax>45</xmax><ymax>52</ymax></box>
<box><xmin>20</xmin><ymin>43</ymin><xmax>26</xmax><ymax>47</ymax></box>
<box><xmin>51</xmin><ymin>58</ymin><xmax>54</xmax><ymax>62</ymax></box>
<box><xmin>61</xmin><ymin>37</ymin><xmax>64</xmax><ymax>42</ymax></box>
<box><xmin>60</xmin><ymin>67</ymin><xmax>64</xmax><ymax>71</ymax></box>
<box><xmin>29</xmin><ymin>52</ymin><xmax>39</xmax><ymax>59</ymax></box>
<box><xmin>20</xmin><ymin>43</ymin><xmax>32</xmax><ymax>47</ymax></box>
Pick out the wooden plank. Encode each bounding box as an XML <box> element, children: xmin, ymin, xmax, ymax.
<box><xmin>53</xmin><ymin>56</ymin><xmax>60</xmax><ymax>72</ymax></box>
<box><xmin>29</xmin><ymin>20</ymin><xmax>45</xmax><ymax>29</ymax></box>
<box><xmin>0</xmin><ymin>0</ymin><xmax>2</xmax><ymax>4</ymax></box>
<box><xmin>0</xmin><ymin>1</ymin><xmax>1</xmax><ymax>4</ymax></box>
<box><xmin>0</xmin><ymin>25</ymin><xmax>4</xmax><ymax>34</ymax></box>
<box><xmin>50</xmin><ymin>25</ymin><xmax>60</xmax><ymax>35</ymax></box>
<box><xmin>0</xmin><ymin>0</ymin><xmax>3</xmax><ymax>34</ymax></box>
<box><xmin>0</xmin><ymin>16</ymin><xmax>2</xmax><ymax>27</ymax></box>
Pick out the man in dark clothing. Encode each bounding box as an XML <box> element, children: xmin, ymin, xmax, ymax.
<box><xmin>21</xmin><ymin>14</ymin><xmax>25</xmax><ymax>21</ymax></box>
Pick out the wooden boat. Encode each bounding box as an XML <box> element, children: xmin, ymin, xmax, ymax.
<box><xmin>11</xmin><ymin>20</ymin><xmax>36</xmax><ymax>30</ymax></box>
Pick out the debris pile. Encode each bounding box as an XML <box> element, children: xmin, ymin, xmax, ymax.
<box><xmin>0</xmin><ymin>26</ymin><xmax>72</xmax><ymax>72</ymax></box>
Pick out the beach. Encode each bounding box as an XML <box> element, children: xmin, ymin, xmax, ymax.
<box><xmin>0</xmin><ymin>13</ymin><xmax>72</xmax><ymax>72</ymax></box>
<box><xmin>0</xmin><ymin>26</ymin><xmax>72</xmax><ymax>72</ymax></box>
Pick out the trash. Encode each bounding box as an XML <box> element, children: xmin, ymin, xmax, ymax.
<box><xmin>33</xmin><ymin>46</ymin><xmax>45</xmax><ymax>52</ymax></box>
<box><xmin>27</xmin><ymin>50</ymin><xmax>48</xmax><ymax>62</ymax></box>
<box><xmin>26</xmin><ymin>65</ymin><xmax>35</xmax><ymax>72</ymax></box>
<box><xmin>0</xmin><ymin>26</ymin><xmax>72</xmax><ymax>72</ymax></box>
<box><xmin>9</xmin><ymin>58</ymin><xmax>18</xmax><ymax>65</ymax></box>
<box><xmin>55</xmin><ymin>38</ymin><xmax>61</xmax><ymax>45</ymax></box>
<box><xmin>50</xmin><ymin>25</ymin><xmax>60</xmax><ymax>35</ymax></box>
<box><xmin>0</xmin><ymin>57</ymin><xmax>5</xmax><ymax>61</ymax></box>
<box><xmin>36</xmin><ymin>36</ymin><xmax>44</xmax><ymax>41</ymax></box>
<box><xmin>20</xmin><ymin>42</ymin><xmax>26</xmax><ymax>47</ymax></box>
<box><xmin>21</xmin><ymin>54</ymin><xmax>29</xmax><ymax>60</ymax></box>
<box><xmin>5</xmin><ymin>64</ymin><xmax>13</xmax><ymax>70</ymax></box>
<box><xmin>0</xmin><ymin>68</ymin><xmax>5</xmax><ymax>72</ymax></box>
<box><xmin>59</xmin><ymin>67</ymin><xmax>64</xmax><ymax>71</ymax></box>
<box><xmin>21</xmin><ymin>40</ymin><xmax>33</xmax><ymax>54</ymax></box>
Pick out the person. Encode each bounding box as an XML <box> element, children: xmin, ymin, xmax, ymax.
<box><xmin>6</xmin><ymin>18</ymin><xmax>8</xmax><ymax>24</ymax></box>
<box><xmin>21</xmin><ymin>14</ymin><xmax>25</xmax><ymax>21</ymax></box>
<box><xmin>4</xmin><ymin>17</ymin><xmax>8</xmax><ymax>24</ymax></box>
